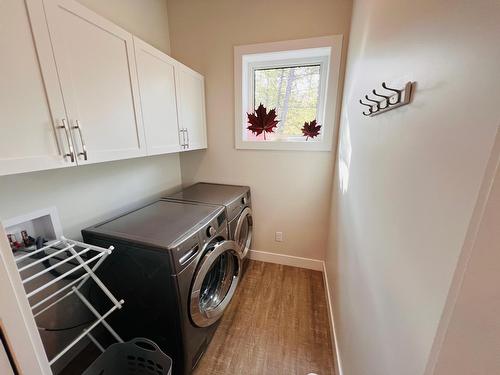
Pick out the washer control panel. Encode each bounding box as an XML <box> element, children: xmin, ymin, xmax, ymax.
<box><xmin>206</xmin><ymin>226</ymin><xmax>217</xmax><ymax>237</ymax></box>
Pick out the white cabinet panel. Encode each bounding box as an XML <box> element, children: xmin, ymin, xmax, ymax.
<box><xmin>176</xmin><ymin>65</ymin><xmax>207</xmax><ymax>151</ymax></box>
<box><xmin>0</xmin><ymin>0</ymin><xmax>76</xmax><ymax>176</ymax></box>
<box><xmin>134</xmin><ymin>38</ymin><xmax>182</xmax><ymax>155</ymax></box>
<box><xmin>41</xmin><ymin>0</ymin><xmax>146</xmax><ymax>165</ymax></box>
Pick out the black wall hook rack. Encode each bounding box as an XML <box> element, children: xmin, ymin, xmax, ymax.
<box><xmin>360</xmin><ymin>81</ymin><xmax>415</xmax><ymax>117</ymax></box>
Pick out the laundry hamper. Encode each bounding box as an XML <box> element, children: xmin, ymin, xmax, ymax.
<box><xmin>82</xmin><ymin>338</ymin><xmax>172</xmax><ymax>375</ymax></box>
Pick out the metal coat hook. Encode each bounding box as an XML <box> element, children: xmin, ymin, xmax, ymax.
<box><xmin>371</xmin><ymin>90</ymin><xmax>391</xmax><ymax>109</ymax></box>
<box><xmin>381</xmin><ymin>82</ymin><xmax>403</xmax><ymax>103</ymax></box>
<box><xmin>363</xmin><ymin>95</ymin><xmax>383</xmax><ymax>115</ymax></box>
<box><xmin>364</xmin><ymin>95</ymin><xmax>381</xmax><ymax>106</ymax></box>
<box><xmin>359</xmin><ymin>99</ymin><xmax>374</xmax><ymax>116</ymax></box>
<box><xmin>360</xmin><ymin>81</ymin><xmax>415</xmax><ymax>117</ymax></box>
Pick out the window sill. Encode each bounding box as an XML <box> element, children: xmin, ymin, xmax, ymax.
<box><xmin>235</xmin><ymin>139</ymin><xmax>332</xmax><ymax>152</ymax></box>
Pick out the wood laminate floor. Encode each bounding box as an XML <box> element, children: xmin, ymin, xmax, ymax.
<box><xmin>193</xmin><ymin>260</ymin><xmax>335</xmax><ymax>375</ymax></box>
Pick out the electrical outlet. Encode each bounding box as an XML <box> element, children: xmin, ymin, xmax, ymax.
<box><xmin>275</xmin><ymin>231</ymin><xmax>283</xmax><ymax>242</ymax></box>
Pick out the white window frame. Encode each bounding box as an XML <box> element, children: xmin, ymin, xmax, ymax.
<box><xmin>234</xmin><ymin>35</ymin><xmax>343</xmax><ymax>151</ymax></box>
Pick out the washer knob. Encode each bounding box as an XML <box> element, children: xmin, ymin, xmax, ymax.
<box><xmin>242</xmin><ymin>196</ymin><xmax>248</xmax><ymax>205</ymax></box>
<box><xmin>207</xmin><ymin>226</ymin><xmax>216</xmax><ymax>237</ymax></box>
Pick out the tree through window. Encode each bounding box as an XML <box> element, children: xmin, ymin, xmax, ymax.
<box><xmin>252</xmin><ymin>65</ymin><xmax>321</xmax><ymax>140</ymax></box>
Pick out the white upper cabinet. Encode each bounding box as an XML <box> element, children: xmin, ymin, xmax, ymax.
<box><xmin>38</xmin><ymin>0</ymin><xmax>147</xmax><ymax>165</ymax></box>
<box><xmin>0</xmin><ymin>0</ymin><xmax>207</xmax><ymax>177</ymax></box>
<box><xmin>133</xmin><ymin>37</ymin><xmax>182</xmax><ymax>155</ymax></box>
<box><xmin>175</xmin><ymin>65</ymin><xmax>208</xmax><ymax>151</ymax></box>
<box><xmin>0</xmin><ymin>0</ymin><xmax>76</xmax><ymax>176</ymax></box>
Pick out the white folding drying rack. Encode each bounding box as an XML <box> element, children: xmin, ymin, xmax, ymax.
<box><xmin>15</xmin><ymin>236</ymin><xmax>124</xmax><ymax>366</ymax></box>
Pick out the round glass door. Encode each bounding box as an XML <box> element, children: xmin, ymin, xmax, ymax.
<box><xmin>190</xmin><ymin>240</ymin><xmax>241</xmax><ymax>327</ymax></box>
<box><xmin>234</xmin><ymin>207</ymin><xmax>253</xmax><ymax>259</ymax></box>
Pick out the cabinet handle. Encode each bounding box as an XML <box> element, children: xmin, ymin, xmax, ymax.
<box><xmin>59</xmin><ymin>119</ymin><xmax>75</xmax><ymax>162</ymax></box>
<box><xmin>185</xmin><ymin>128</ymin><xmax>190</xmax><ymax>149</ymax></box>
<box><xmin>72</xmin><ymin>120</ymin><xmax>88</xmax><ymax>160</ymax></box>
<box><xmin>180</xmin><ymin>128</ymin><xmax>187</xmax><ymax>149</ymax></box>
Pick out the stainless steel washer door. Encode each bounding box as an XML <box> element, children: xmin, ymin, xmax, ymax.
<box><xmin>190</xmin><ymin>240</ymin><xmax>241</xmax><ymax>327</ymax></box>
<box><xmin>234</xmin><ymin>207</ymin><xmax>253</xmax><ymax>259</ymax></box>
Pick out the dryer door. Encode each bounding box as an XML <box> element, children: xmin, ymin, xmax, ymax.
<box><xmin>190</xmin><ymin>240</ymin><xmax>241</xmax><ymax>327</ymax></box>
<box><xmin>234</xmin><ymin>207</ymin><xmax>253</xmax><ymax>259</ymax></box>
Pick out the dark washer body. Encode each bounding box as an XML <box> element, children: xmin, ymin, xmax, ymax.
<box><xmin>82</xmin><ymin>200</ymin><xmax>241</xmax><ymax>375</ymax></box>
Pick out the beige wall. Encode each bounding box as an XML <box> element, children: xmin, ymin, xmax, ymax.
<box><xmin>77</xmin><ymin>0</ymin><xmax>171</xmax><ymax>54</ymax></box>
<box><xmin>325</xmin><ymin>0</ymin><xmax>500</xmax><ymax>374</ymax></box>
<box><xmin>167</xmin><ymin>0</ymin><xmax>352</xmax><ymax>260</ymax></box>
<box><xmin>0</xmin><ymin>0</ymin><xmax>179</xmax><ymax>239</ymax></box>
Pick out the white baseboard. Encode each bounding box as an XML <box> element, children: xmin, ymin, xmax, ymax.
<box><xmin>322</xmin><ymin>262</ymin><xmax>343</xmax><ymax>375</ymax></box>
<box><xmin>248</xmin><ymin>249</ymin><xmax>324</xmax><ymax>271</ymax></box>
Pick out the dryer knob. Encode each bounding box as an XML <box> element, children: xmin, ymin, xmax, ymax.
<box><xmin>242</xmin><ymin>196</ymin><xmax>248</xmax><ymax>205</ymax></box>
<box><xmin>207</xmin><ymin>226</ymin><xmax>216</xmax><ymax>237</ymax></box>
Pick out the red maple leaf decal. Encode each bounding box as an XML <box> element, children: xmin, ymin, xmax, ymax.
<box><xmin>247</xmin><ymin>103</ymin><xmax>279</xmax><ymax>140</ymax></box>
<box><xmin>302</xmin><ymin>120</ymin><xmax>321</xmax><ymax>140</ymax></box>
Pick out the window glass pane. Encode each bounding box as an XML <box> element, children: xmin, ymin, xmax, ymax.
<box><xmin>251</xmin><ymin>65</ymin><xmax>320</xmax><ymax>141</ymax></box>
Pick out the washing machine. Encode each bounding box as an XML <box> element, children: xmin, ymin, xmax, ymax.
<box><xmin>81</xmin><ymin>200</ymin><xmax>241</xmax><ymax>375</ymax></box>
<box><xmin>165</xmin><ymin>183</ymin><xmax>253</xmax><ymax>266</ymax></box>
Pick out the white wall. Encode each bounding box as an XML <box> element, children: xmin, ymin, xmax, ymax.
<box><xmin>0</xmin><ymin>0</ymin><xmax>180</xmax><ymax>239</ymax></box>
<box><xmin>431</xmin><ymin>130</ymin><xmax>500</xmax><ymax>375</ymax></box>
<box><xmin>325</xmin><ymin>0</ymin><xmax>500</xmax><ymax>374</ymax></box>
<box><xmin>0</xmin><ymin>155</ymin><xmax>181</xmax><ymax>239</ymax></box>
<box><xmin>166</xmin><ymin>0</ymin><xmax>352</xmax><ymax>260</ymax></box>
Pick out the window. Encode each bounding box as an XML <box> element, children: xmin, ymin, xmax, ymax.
<box><xmin>235</xmin><ymin>36</ymin><xmax>342</xmax><ymax>151</ymax></box>
<box><xmin>253</xmin><ymin>65</ymin><xmax>321</xmax><ymax>139</ymax></box>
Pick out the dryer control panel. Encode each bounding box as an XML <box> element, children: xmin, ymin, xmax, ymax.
<box><xmin>201</xmin><ymin>211</ymin><xmax>227</xmax><ymax>242</ymax></box>
<box><xmin>227</xmin><ymin>191</ymin><xmax>251</xmax><ymax>222</ymax></box>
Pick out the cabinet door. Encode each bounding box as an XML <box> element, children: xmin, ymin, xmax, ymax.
<box><xmin>40</xmin><ymin>0</ymin><xmax>146</xmax><ymax>165</ymax></box>
<box><xmin>0</xmin><ymin>0</ymin><xmax>76</xmax><ymax>177</ymax></box>
<box><xmin>175</xmin><ymin>65</ymin><xmax>207</xmax><ymax>151</ymax></box>
<box><xmin>134</xmin><ymin>37</ymin><xmax>182</xmax><ymax>155</ymax></box>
